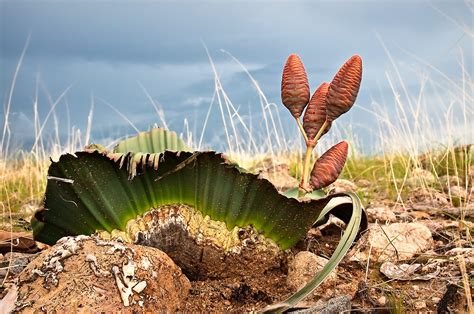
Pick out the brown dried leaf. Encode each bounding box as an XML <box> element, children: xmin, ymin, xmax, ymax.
<box><xmin>281</xmin><ymin>54</ymin><xmax>310</xmax><ymax>118</ymax></box>
<box><xmin>0</xmin><ymin>231</ymin><xmax>43</xmax><ymax>254</ymax></box>
<box><xmin>310</xmin><ymin>141</ymin><xmax>349</xmax><ymax>190</ymax></box>
<box><xmin>303</xmin><ymin>82</ymin><xmax>331</xmax><ymax>142</ymax></box>
<box><xmin>326</xmin><ymin>55</ymin><xmax>362</xmax><ymax>122</ymax></box>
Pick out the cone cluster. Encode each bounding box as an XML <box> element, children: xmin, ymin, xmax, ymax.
<box><xmin>281</xmin><ymin>54</ymin><xmax>362</xmax><ymax>191</ymax></box>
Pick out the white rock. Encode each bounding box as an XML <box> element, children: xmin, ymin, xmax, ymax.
<box><xmin>350</xmin><ymin>223</ymin><xmax>433</xmax><ymax>262</ymax></box>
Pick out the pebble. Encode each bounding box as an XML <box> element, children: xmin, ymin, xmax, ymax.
<box><xmin>414</xmin><ymin>300</ymin><xmax>426</xmax><ymax>310</ymax></box>
<box><xmin>446</xmin><ymin>186</ymin><xmax>468</xmax><ymax>200</ymax></box>
<box><xmin>377</xmin><ymin>296</ymin><xmax>387</xmax><ymax>306</ymax></box>
<box><xmin>432</xmin><ymin>297</ymin><xmax>441</xmax><ymax>303</ymax></box>
<box><xmin>287</xmin><ymin>251</ymin><xmax>337</xmax><ymax>293</ymax></box>
<box><xmin>407</xmin><ymin>168</ymin><xmax>436</xmax><ymax>187</ymax></box>
<box><xmin>366</xmin><ymin>206</ymin><xmax>396</xmax><ymax>223</ymax></box>
<box><xmin>356</xmin><ymin>179</ymin><xmax>371</xmax><ymax>188</ymax></box>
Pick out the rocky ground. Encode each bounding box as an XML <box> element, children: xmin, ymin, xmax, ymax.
<box><xmin>0</xmin><ymin>163</ymin><xmax>472</xmax><ymax>313</ymax></box>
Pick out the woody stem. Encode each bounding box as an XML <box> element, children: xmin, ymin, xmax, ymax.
<box><xmin>297</xmin><ymin>120</ymin><xmax>330</xmax><ymax>198</ymax></box>
<box><xmin>298</xmin><ymin>143</ymin><xmax>314</xmax><ymax>198</ymax></box>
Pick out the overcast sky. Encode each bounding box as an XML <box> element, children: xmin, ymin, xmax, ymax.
<box><xmin>1</xmin><ymin>1</ymin><xmax>472</xmax><ymax>154</ymax></box>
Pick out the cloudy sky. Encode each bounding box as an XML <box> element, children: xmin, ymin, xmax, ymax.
<box><xmin>1</xmin><ymin>1</ymin><xmax>472</xmax><ymax>154</ymax></box>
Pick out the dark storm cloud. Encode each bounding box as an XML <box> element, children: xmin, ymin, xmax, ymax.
<box><xmin>0</xmin><ymin>0</ymin><xmax>472</xmax><ymax>152</ymax></box>
<box><xmin>2</xmin><ymin>1</ymin><xmax>469</xmax><ymax>64</ymax></box>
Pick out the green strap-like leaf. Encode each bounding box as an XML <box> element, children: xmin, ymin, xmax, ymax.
<box><xmin>113</xmin><ymin>128</ymin><xmax>190</xmax><ymax>153</ymax></box>
<box><xmin>262</xmin><ymin>192</ymin><xmax>364</xmax><ymax>313</ymax></box>
<box><xmin>32</xmin><ymin>151</ymin><xmax>361</xmax><ymax>249</ymax></box>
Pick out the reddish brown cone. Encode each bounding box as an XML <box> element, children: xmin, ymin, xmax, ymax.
<box><xmin>303</xmin><ymin>82</ymin><xmax>331</xmax><ymax>142</ymax></box>
<box><xmin>281</xmin><ymin>54</ymin><xmax>310</xmax><ymax>118</ymax></box>
<box><xmin>326</xmin><ymin>55</ymin><xmax>362</xmax><ymax>122</ymax></box>
<box><xmin>309</xmin><ymin>141</ymin><xmax>349</xmax><ymax>190</ymax></box>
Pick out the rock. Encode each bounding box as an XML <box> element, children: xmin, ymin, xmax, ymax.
<box><xmin>445</xmin><ymin>247</ymin><xmax>474</xmax><ymax>266</ymax></box>
<box><xmin>432</xmin><ymin>297</ymin><xmax>441</xmax><ymax>303</ymax></box>
<box><xmin>380</xmin><ymin>261</ymin><xmax>440</xmax><ymax>281</ymax></box>
<box><xmin>328</xmin><ymin>179</ymin><xmax>357</xmax><ymax>194</ymax></box>
<box><xmin>366</xmin><ymin>206</ymin><xmax>396</xmax><ymax>223</ymax></box>
<box><xmin>287</xmin><ymin>251</ymin><xmax>337</xmax><ymax>298</ymax></box>
<box><xmin>356</xmin><ymin>179</ymin><xmax>371</xmax><ymax>188</ymax></box>
<box><xmin>377</xmin><ymin>296</ymin><xmax>387</xmax><ymax>306</ymax></box>
<box><xmin>411</xmin><ymin>168</ymin><xmax>436</xmax><ymax>185</ymax></box>
<box><xmin>0</xmin><ymin>252</ymin><xmax>38</xmax><ymax>279</ymax></box>
<box><xmin>407</xmin><ymin>168</ymin><xmax>436</xmax><ymax>187</ymax></box>
<box><xmin>445</xmin><ymin>186</ymin><xmax>468</xmax><ymax>202</ymax></box>
<box><xmin>292</xmin><ymin>295</ymin><xmax>351</xmax><ymax>313</ymax></box>
<box><xmin>350</xmin><ymin>223</ymin><xmax>433</xmax><ymax>262</ymax></box>
<box><xmin>414</xmin><ymin>300</ymin><xmax>426</xmax><ymax>310</ymax></box>
<box><xmin>15</xmin><ymin>235</ymin><xmax>190</xmax><ymax>312</ymax></box>
<box><xmin>408</xmin><ymin>188</ymin><xmax>450</xmax><ymax>208</ymax></box>
<box><xmin>439</xmin><ymin>175</ymin><xmax>462</xmax><ymax>189</ymax></box>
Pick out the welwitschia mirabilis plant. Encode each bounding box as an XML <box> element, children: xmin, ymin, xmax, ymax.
<box><xmin>32</xmin><ymin>53</ymin><xmax>365</xmax><ymax>312</ymax></box>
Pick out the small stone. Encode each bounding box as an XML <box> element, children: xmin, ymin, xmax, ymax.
<box><xmin>310</xmin><ymin>295</ymin><xmax>351</xmax><ymax>313</ymax></box>
<box><xmin>0</xmin><ymin>252</ymin><xmax>37</xmax><ymax>276</ymax></box>
<box><xmin>407</xmin><ymin>168</ymin><xmax>436</xmax><ymax>187</ymax></box>
<box><xmin>356</xmin><ymin>179</ymin><xmax>371</xmax><ymax>188</ymax></box>
<box><xmin>414</xmin><ymin>300</ymin><xmax>426</xmax><ymax>310</ymax></box>
<box><xmin>350</xmin><ymin>223</ymin><xmax>433</xmax><ymax>262</ymax></box>
<box><xmin>432</xmin><ymin>297</ymin><xmax>440</xmax><ymax>303</ymax></box>
<box><xmin>377</xmin><ymin>296</ymin><xmax>387</xmax><ymax>306</ymax></box>
<box><xmin>366</xmin><ymin>206</ymin><xmax>396</xmax><ymax>223</ymax></box>
<box><xmin>223</xmin><ymin>300</ymin><xmax>231</xmax><ymax>306</ymax></box>
<box><xmin>446</xmin><ymin>186</ymin><xmax>468</xmax><ymax>201</ymax></box>
<box><xmin>287</xmin><ymin>251</ymin><xmax>337</xmax><ymax>296</ymax></box>
<box><xmin>439</xmin><ymin>175</ymin><xmax>462</xmax><ymax>189</ymax></box>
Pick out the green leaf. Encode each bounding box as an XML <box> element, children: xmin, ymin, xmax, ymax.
<box><xmin>261</xmin><ymin>192</ymin><xmax>366</xmax><ymax>313</ymax></box>
<box><xmin>32</xmin><ymin>151</ymin><xmax>361</xmax><ymax>249</ymax></box>
<box><xmin>113</xmin><ymin>128</ymin><xmax>190</xmax><ymax>153</ymax></box>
